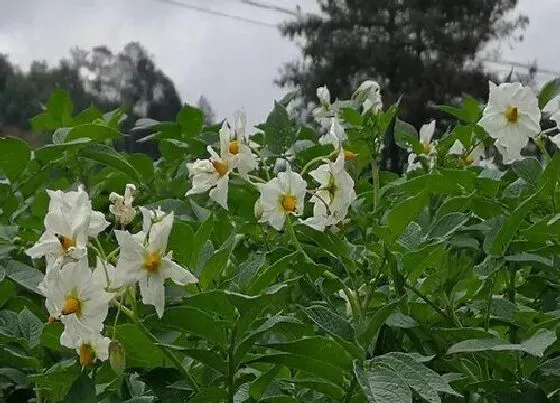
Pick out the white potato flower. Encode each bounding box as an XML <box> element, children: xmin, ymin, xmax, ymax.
<box><xmin>26</xmin><ymin>186</ymin><xmax>109</xmax><ymax>268</ymax></box>
<box><xmin>40</xmin><ymin>258</ymin><xmax>113</xmax><ymax>333</ymax></box>
<box><xmin>478</xmin><ymin>81</ymin><xmax>541</xmax><ymax>164</ymax></box>
<box><xmin>449</xmin><ymin>139</ymin><xmax>466</xmax><ymax>156</ymax></box>
<box><xmin>60</xmin><ymin>319</ymin><xmax>110</xmax><ymax>367</ymax></box>
<box><xmin>112</xmin><ymin>207</ymin><xmax>198</xmax><ymax>318</ymax></box>
<box><xmin>109</xmin><ymin>184</ymin><xmax>137</xmax><ymax>225</ymax></box>
<box><xmin>543</xmin><ymin>97</ymin><xmax>560</xmax><ymax>147</ymax></box>
<box><xmin>319</xmin><ymin>116</ymin><xmax>347</xmax><ymax>150</ymax></box>
<box><xmin>302</xmin><ymin>151</ymin><xmax>357</xmax><ymax>231</ymax></box>
<box><xmin>186</xmin><ymin>121</ymin><xmax>233</xmax><ymax>209</ymax></box>
<box><xmin>256</xmin><ymin>166</ymin><xmax>307</xmax><ymax>231</ymax></box>
<box><xmin>419</xmin><ymin>120</ymin><xmax>437</xmax><ymax>156</ymax></box>
<box><xmin>406</xmin><ymin>153</ymin><xmax>423</xmax><ymax>173</ymax></box>
<box><xmin>228</xmin><ymin>109</ymin><xmax>259</xmax><ymax>178</ymax></box>
<box><xmin>353</xmin><ymin>80</ymin><xmax>382</xmax><ymax>114</ymax></box>
<box><xmin>313</xmin><ymin>85</ymin><xmax>335</xmax><ymax>130</ymax></box>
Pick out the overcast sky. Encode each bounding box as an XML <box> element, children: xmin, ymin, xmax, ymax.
<box><xmin>0</xmin><ymin>0</ymin><xmax>559</xmax><ymax>127</ymax></box>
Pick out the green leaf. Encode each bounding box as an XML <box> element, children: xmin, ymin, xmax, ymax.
<box><xmin>538</xmin><ymin>78</ymin><xmax>560</xmax><ymax>109</ymax></box>
<box><xmin>300</xmin><ymin>305</ymin><xmax>354</xmax><ymax>341</ymax></box>
<box><xmin>2</xmin><ymin>260</ymin><xmax>44</xmax><ymax>294</ymax></box>
<box><xmin>30</xmin><ymin>88</ymin><xmax>73</xmax><ymax>131</ymax></box>
<box><xmin>538</xmin><ymin>356</ymin><xmax>560</xmax><ymax>377</ymax></box>
<box><xmin>64</xmin><ymin>124</ymin><xmax>120</xmax><ymax>143</ymax></box>
<box><xmin>425</xmin><ymin>213</ymin><xmax>470</xmax><ymax>242</ymax></box>
<box><xmin>394</xmin><ymin>119</ymin><xmax>420</xmax><ymax>152</ymax></box>
<box><xmin>167</xmin><ymin>222</ymin><xmax>195</xmax><ymax>269</ymax></box>
<box><xmin>512</xmin><ymin>157</ymin><xmax>542</xmax><ymax>188</ymax></box>
<box><xmin>189</xmin><ymin>388</ymin><xmax>227</xmax><ymax>403</ymax></box>
<box><xmin>264</xmin><ymin>336</ymin><xmax>354</xmax><ymax>371</ymax></box>
<box><xmin>358</xmin><ymin>298</ymin><xmax>403</xmax><ymax>345</ymax></box>
<box><xmin>159</xmin><ymin>345</ymin><xmax>226</xmax><ymax>374</ymax></box>
<box><xmin>264</xmin><ymin>103</ymin><xmax>295</xmax><ymax>154</ymax></box>
<box><xmin>447</xmin><ymin>330</ymin><xmax>556</xmax><ymax>357</ymax></box>
<box><xmin>353</xmin><ymin>361</ymin><xmax>412</xmax><ymax>403</ymax></box>
<box><xmin>372</xmin><ymin>352</ymin><xmax>459</xmax><ymax>401</ymax></box>
<box><xmin>489</xmin><ymin>186</ymin><xmax>544</xmax><ymax>255</ymax></box>
<box><xmin>199</xmin><ymin>235</ymin><xmax>235</xmax><ymax>289</ymax></box>
<box><xmin>28</xmin><ymin>360</ymin><xmax>80</xmax><ymax>402</ymax></box>
<box><xmin>190</xmin><ymin>216</ymin><xmax>214</xmax><ymax>268</ymax></box>
<box><xmin>161</xmin><ymin>306</ymin><xmax>227</xmax><ymax>348</ymax></box>
<box><xmin>18</xmin><ymin>307</ymin><xmax>43</xmax><ymax>349</ymax></box>
<box><xmin>247</xmin><ymin>251</ymin><xmax>298</xmax><ymax>294</ymax></box>
<box><xmin>33</xmin><ymin>138</ymin><xmax>91</xmax><ymax>163</ymax></box>
<box><xmin>78</xmin><ymin>144</ymin><xmax>141</xmax><ymax>182</ymax></box>
<box><xmin>0</xmin><ymin>137</ymin><xmax>31</xmax><ymax>183</ymax></box>
<box><xmin>63</xmin><ymin>373</ymin><xmax>96</xmax><ymax>403</ymax></box>
<box><xmin>113</xmin><ymin>324</ymin><xmax>165</xmax><ymax>368</ymax></box>
<box><xmin>385</xmin><ymin>313</ymin><xmax>417</xmax><ymax>328</ymax></box>
<box><xmin>383</xmin><ymin>193</ymin><xmax>429</xmax><ymax>243</ymax></box>
<box><xmin>176</xmin><ymin>105</ymin><xmax>204</xmax><ymax>139</ymax></box>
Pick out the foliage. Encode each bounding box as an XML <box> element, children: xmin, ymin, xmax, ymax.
<box><xmin>1</xmin><ymin>76</ymin><xmax>560</xmax><ymax>403</ymax></box>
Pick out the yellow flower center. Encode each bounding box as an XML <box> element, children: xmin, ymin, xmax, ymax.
<box><xmin>212</xmin><ymin>160</ymin><xmax>229</xmax><ymax>177</ymax></box>
<box><xmin>281</xmin><ymin>194</ymin><xmax>297</xmax><ymax>213</ymax></box>
<box><xmin>505</xmin><ymin>105</ymin><xmax>518</xmax><ymax>123</ymax></box>
<box><xmin>229</xmin><ymin>140</ymin><xmax>240</xmax><ymax>155</ymax></box>
<box><xmin>61</xmin><ymin>297</ymin><xmax>81</xmax><ymax>316</ymax></box>
<box><xmin>422</xmin><ymin>143</ymin><xmax>431</xmax><ymax>155</ymax></box>
<box><xmin>463</xmin><ymin>155</ymin><xmax>474</xmax><ymax>165</ymax></box>
<box><xmin>55</xmin><ymin>233</ymin><xmax>76</xmax><ymax>253</ymax></box>
<box><xmin>79</xmin><ymin>343</ymin><xmax>96</xmax><ymax>367</ymax></box>
<box><xmin>343</xmin><ymin>150</ymin><xmax>356</xmax><ymax>161</ymax></box>
<box><xmin>144</xmin><ymin>252</ymin><xmax>161</xmax><ymax>273</ymax></box>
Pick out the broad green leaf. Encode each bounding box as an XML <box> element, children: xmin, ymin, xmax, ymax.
<box><xmin>263</xmin><ymin>336</ymin><xmax>354</xmax><ymax>371</ymax></box>
<box><xmin>159</xmin><ymin>345</ymin><xmax>226</xmax><ymax>374</ymax></box>
<box><xmin>28</xmin><ymin>360</ymin><xmax>80</xmax><ymax>402</ymax></box>
<box><xmin>234</xmin><ymin>253</ymin><xmax>266</xmax><ymax>290</ymax></box>
<box><xmin>33</xmin><ymin>138</ymin><xmax>90</xmax><ymax>163</ymax></box>
<box><xmin>64</xmin><ymin>124</ymin><xmax>119</xmax><ymax>143</ymax></box>
<box><xmin>538</xmin><ymin>78</ymin><xmax>560</xmax><ymax>109</ymax></box>
<box><xmin>372</xmin><ymin>352</ymin><xmax>459</xmax><ymax>401</ymax></box>
<box><xmin>289</xmin><ymin>377</ymin><xmax>345</xmax><ymax>400</ymax></box>
<box><xmin>383</xmin><ymin>193</ymin><xmax>429</xmax><ymax>243</ymax></box>
<box><xmin>489</xmin><ymin>186</ymin><xmax>544</xmax><ymax>255</ymax></box>
<box><xmin>0</xmin><ymin>136</ymin><xmax>31</xmax><ymax>182</ymax></box>
<box><xmin>190</xmin><ymin>216</ymin><xmax>214</xmax><ymax>268</ymax></box>
<box><xmin>249</xmin><ymin>366</ymin><xmax>283</xmax><ymax>400</ymax></box>
<box><xmin>167</xmin><ymin>222</ymin><xmax>195</xmax><ymax>269</ymax></box>
<box><xmin>300</xmin><ymin>305</ymin><xmax>354</xmax><ymax>342</ymax></box>
<box><xmin>189</xmin><ymin>388</ymin><xmax>227</xmax><ymax>403</ymax></box>
<box><xmin>113</xmin><ymin>324</ymin><xmax>165</xmax><ymax>368</ymax></box>
<box><xmin>78</xmin><ymin>144</ymin><xmax>141</xmax><ymax>182</ymax></box>
<box><xmin>30</xmin><ymin>88</ymin><xmax>73</xmax><ymax>131</ymax></box>
<box><xmin>512</xmin><ymin>157</ymin><xmax>542</xmax><ymax>188</ymax></box>
<box><xmin>63</xmin><ymin>373</ymin><xmax>96</xmax><ymax>403</ymax></box>
<box><xmin>199</xmin><ymin>235</ymin><xmax>235</xmax><ymax>289</ymax></box>
<box><xmin>539</xmin><ymin>356</ymin><xmax>560</xmax><ymax>377</ymax></box>
<box><xmin>247</xmin><ymin>251</ymin><xmax>298</xmax><ymax>294</ymax></box>
<box><xmin>358</xmin><ymin>298</ymin><xmax>403</xmax><ymax>345</ymax></box>
<box><xmin>447</xmin><ymin>330</ymin><xmax>556</xmax><ymax>357</ymax></box>
<box><xmin>385</xmin><ymin>313</ymin><xmax>417</xmax><ymax>328</ymax></box>
<box><xmin>18</xmin><ymin>308</ymin><xmax>43</xmax><ymax>349</ymax></box>
<box><xmin>176</xmin><ymin>105</ymin><xmax>204</xmax><ymax>139</ymax></box>
<box><xmin>247</xmin><ymin>353</ymin><xmax>345</xmax><ymax>384</ymax></box>
<box><xmin>473</xmin><ymin>256</ymin><xmax>503</xmax><ymax>278</ymax></box>
<box><xmin>353</xmin><ymin>361</ymin><xmax>412</xmax><ymax>403</ymax></box>
<box><xmin>264</xmin><ymin>103</ymin><xmax>295</xmax><ymax>154</ymax></box>
<box><xmin>425</xmin><ymin>213</ymin><xmax>470</xmax><ymax>242</ymax></box>
<box><xmin>394</xmin><ymin>119</ymin><xmax>420</xmax><ymax>152</ymax></box>
<box><xmin>161</xmin><ymin>306</ymin><xmax>227</xmax><ymax>348</ymax></box>
<box><xmin>2</xmin><ymin>260</ymin><xmax>44</xmax><ymax>294</ymax></box>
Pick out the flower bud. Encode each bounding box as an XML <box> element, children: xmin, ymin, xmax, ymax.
<box><xmin>109</xmin><ymin>340</ymin><xmax>126</xmax><ymax>376</ymax></box>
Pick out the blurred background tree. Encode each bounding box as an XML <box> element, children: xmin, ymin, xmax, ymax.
<box><xmin>278</xmin><ymin>0</ymin><xmax>529</xmax><ymax>170</ymax></box>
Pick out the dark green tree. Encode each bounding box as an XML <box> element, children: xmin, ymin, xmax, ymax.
<box><xmin>278</xmin><ymin>0</ymin><xmax>528</xmax><ymax>169</ymax></box>
<box><xmin>197</xmin><ymin>95</ymin><xmax>216</xmax><ymax>125</ymax></box>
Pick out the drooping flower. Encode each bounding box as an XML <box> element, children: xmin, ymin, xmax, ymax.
<box><xmin>109</xmin><ymin>184</ymin><xmax>137</xmax><ymax>226</ymax></box>
<box><xmin>186</xmin><ymin>121</ymin><xmax>233</xmax><ymax>209</ymax></box>
<box><xmin>353</xmin><ymin>80</ymin><xmax>382</xmax><ymax>114</ymax></box>
<box><xmin>60</xmin><ymin>319</ymin><xmax>110</xmax><ymax>367</ymax></box>
<box><xmin>256</xmin><ymin>166</ymin><xmax>307</xmax><ymax>231</ymax></box>
<box><xmin>40</xmin><ymin>258</ymin><xmax>113</xmax><ymax>333</ymax></box>
<box><xmin>478</xmin><ymin>81</ymin><xmax>541</xmax><ymax>164</ymax></box>
<box><xmin>449</xmin><ymin>139</ymin><xmax>466</xmax><ymax>156</ymax></box>
<box><xmin>112</xmin><ymin>207</ymin><xmax>198</xmax><ymax>318</ymax></box>
<box><xmin>26</xmin><ymin>186</ymin><xmax>109</xmax><ymax>268</ymax></box>
<box><xmin>419</xmin><ymin>120</ymin><xmax>436</xmax><ymax>156</ymax></box>
<box><xmin>312</xmin><ymin>85</ymin><xmax>335</xmax><ymax>130</ymax></box>
<box><xmin>319</xmin><ymin>116</ymin><xmax>347</xmax><ymax>150</ymax></box>
<box><xmin>229</xmin><ymin>109</ymin><xmax>259</xmax><ymax>178</ymax></box>
<box><xmin>303</xmin><ymin>151</ymin><xmax>356</xmax><ymax>232</ymax></box>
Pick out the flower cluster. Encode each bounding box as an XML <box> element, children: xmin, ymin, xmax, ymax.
<box><xmin>26</xmin><ymin>185</ymin><xmax>197</xmax><ymax>367</ymax></box>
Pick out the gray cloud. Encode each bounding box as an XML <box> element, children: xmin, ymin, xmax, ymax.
<box><xmin>0</xmin><ymin>0</ymin><xmax>558</xmax><ymax>128</ymax></box>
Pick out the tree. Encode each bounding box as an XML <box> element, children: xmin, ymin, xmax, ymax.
<box><xmin>278</xmin><ymin>0</ymin><xmax>529</xmax><ymax>169</ymax></box>
<box><xmin>197</xmin><ymin>95</ymin><xmax>216</xmax><ymax>125</ymax></box>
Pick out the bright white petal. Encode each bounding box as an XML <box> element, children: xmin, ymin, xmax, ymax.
<box><xmin>138</xmin><ymin>274</ymin><xmax>165</xmax><ymax>318</ymax></box>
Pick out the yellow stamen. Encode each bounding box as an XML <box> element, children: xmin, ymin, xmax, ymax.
<box><xmin>464</xmin><ymin>155</ymin><xmax>474</xmax><ymax>165</ymax></box>
<box><xmin>229</xmin><ymin>140</ymin><xmax>240</xmax><ymax>155</ymax></box>
<box><xmin>212</xmin><ymin>160</ymin><xmax>229</xmax><ymax>177</ymax></box>
<box><xmin>61</xmin><ymin>297</ymin><xmax>81</xmax><ymax>316</ymax></box>
<box><xmin>55</xmin><ymin>233</ymin><xmax>76</xmax><ymax>253</ymax></box>
<box><xmin>343</xmin><ymin>150</ymin><xmax>356</xmax><ymax>161</ymax></box>
<box><xmin>144</xmin><ymin>252</ymin><xmax>161</xmax><ymax>273</ymax></box>
<box><xmin>48</xmin><ymin>316</ymin><xmax>56</xmax><ymax>324</ymax></box>
<box><xmin>505</xmin><ymin>105</ymin><xmax>518</xmax><ymax>123</ymax></box>
<box><xmin>281</xmin><ymin>194</ymin><xmax>297</xmax><ymax>212</ymax></box>
<box><xmin>422</xmin><ymin>143</ymin><xmax>431</xmax><ymax>155</ymax></box>
<box><xmin>79</xmin><ymin>343</ymin><xmax>95</xmax><ymax>367</ymax></box>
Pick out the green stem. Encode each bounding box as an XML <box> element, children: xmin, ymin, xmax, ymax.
<box><xmin>535</xmin><ymin>134</ymin><xmax>551</xmax><ymax>162</ymax></box>
<box><xmin>507</xmin><ymin>265</ymin><xmax>517</xmax><ymax>344</ymax></box>
<box><xmin>371</xmin><ymin>159</ymin><xmax>380</xmax><ymax>211</ymax></box>
<box><xmin>301</xmin><ymin>154</ymin><xmax>332</xmax><ymax>177</ymax></box>
<box><xmin>113</xmin><ymin>300</ymin><xmax>200</xmax><ymax>392</ymax></box>
<box><xmin>484</xmin><ymin>275</ymin><xmax>496</xmax><ymax>332</ymax></box>
<box><xmin>227</xmin><ymin>327</ymin><xmax>237</xmax><ymax>403</ymax></box>
<box><xmin>405</xmin><ymin>284</ymin><xmax>451</xmax><ymax>322</ymax></box>
<box><xmin>285</xmin><ymin>216</ymin><xmax>302</xmax><ymax>253</ymax></box>
<box><xmin>343</xmin><ymin>375</ymin><xmax>357</xmax><ymax>403</ymax></box>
